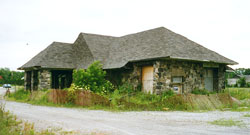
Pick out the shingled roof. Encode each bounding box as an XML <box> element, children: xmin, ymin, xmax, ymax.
<box><xmin>19</xmin><ymin>42</ymin><xmax>75</xmax><ymax>70</ymax></box>
<box><xmin>19</xmin><ymin>27</ymin><xmax>237</xmax><ymax>70</ymax></box>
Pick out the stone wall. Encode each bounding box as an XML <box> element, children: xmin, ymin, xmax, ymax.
<box><xmin>38</xmin><ymin>70</ymin><xmax>51</xmax><ymax>90</ymax></box>
<box><xmin>218</xmin><ymin>65</ymin><xmax>226</xmax><ymax>90</ymax></box>
<box><xmin>153</xmin><ymin>60</ymin><xmax>204</xmax><ymax>94</ymax></box>
<box><xmin>110</xmin><ymin>60</ymin><xmax>226</xmax><ymax>94</ymax></box>
<box><xmin>24</xmin><ymin>71</ymin><xmax>28</xmax><ymax>90</ymax></box>
<box><xmin>106</xmin><ymin>64</ymin><xmax>142</xmax><ymax>90</ymax></box>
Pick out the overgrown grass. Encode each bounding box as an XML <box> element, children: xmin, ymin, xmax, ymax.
<box><xmin>0</xmin><ymin>103</ymin><xmax>73</xmax><ymax>135</ymax></box>
<box><xmin>224</xmin><ymin>88</ymin><xmax>250</xmax><ymax>100</ymax></box>
<box><xmin>191</xmin><ymin>89</ymin><xmax>215</xmax><ymax>95</ymax></box>
<box><xmin>243</xmin><ymin>113</ymin><xmax>250</xmax><ymax>117</ymax></box>
<box><xmin>223</xmin><ymin>88</ymin><xmax>250</xmax><ymax>111</ymax></box>
<box><xmin>7</xmin><ymin>88</ymin><xmax>57</xmax><ymax>107</ymax></box>
<box><xmin>208</xmin><ymin>118</ymin><xmax>246</xmax><ymax>127</ymax></box>
<box><xmin>7</xmin><ymin>87</ymin><xmax>250</xmax><ymax>112</ymax></box>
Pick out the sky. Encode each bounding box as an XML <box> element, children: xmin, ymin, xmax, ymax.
<box><xmin>0</xmin><ymin>0</ymin><xmax>249</xmax><ymax>71</ymax></box>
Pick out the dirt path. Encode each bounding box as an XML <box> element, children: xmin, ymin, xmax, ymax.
<box><xmin>1</xmin><ymin>88</ymin><xmax>250</xmax><ymax>135</ymax></box>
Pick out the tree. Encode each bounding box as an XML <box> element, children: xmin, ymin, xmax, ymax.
<box><xmin>244</xmin><ymin>68</ymin><xmax>250</xmax><ymax>75</ymax></box>
<box><xmin>235</xmin><ymin>68</ymin><xmax>245</xmax><ymax>75</ymax></box>
<box><xmin>0</xmin><ymin>68</ymin><xmax>24</xmax><ymax>85</ymax></box>
<box><xmin>237</xmin><ymin>77</ymin><xmax>246</xmax><ymax>87</ymax></box>
<box><xmin>73</xmin><ymin>61</ymin><xmax>114</xmax><ymax>93</ymax></box>
<box><xmin>234</xmin><ymin>68</ymin><xmax>250</xmax><ymax>75</ymax></box>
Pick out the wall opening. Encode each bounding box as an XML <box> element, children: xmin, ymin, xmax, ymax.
<box><xmin>142</xmin><ymin>66</ymin><xmax>153</xmax><ymax>93</ymax></box>
<box><xmin>204</xmin><ymin>68</ymin><xmax>218</xmax><ymax>91</ymax></box>
<box><xmin>25</xmin><ymin>71</ymin><xmax>31</xmax><ymax>91</ymax></box>
<box><xmin>172</xmin><ymin>76</ymin><xmax>183</xmax><ymax>94</ymax></box>
<box><xmin>51</xmin><ymin>70</ymin><xmax>72</xmax><ymax>89</ymax></box>
<box><xmin>32</xmin><ymin>70</ymin><xmax>39</xmax><ymax>90</ymax></box>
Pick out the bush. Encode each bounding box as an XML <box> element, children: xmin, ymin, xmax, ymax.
<box><xmin>191</xmin><ymin>89</ymin><xmax>211</xmax><ymax>95</ymax></box>
<box><xmin>237</xmin><ymin>77</ymin><xmax>246</xmax><ymax>87</ymax></box>
<box><xmin>117</xmin><ymin>83</ymin><xmax>134</xmax><ymax>94</ymax></box>
<box><xmin>73</xmin><ymin>61</ymin><xmax>114</xmax><ymax>94</ymax></box>
<box><xmin>8</xmin><ymin>88</ymin><xmax>30</xmax><ymax>101</ymax></box>
<box><xmin>247</xmin><ymin>83</ymin><xmax>250</xmax><ymax>88</ymax></box>
<box><xmin>224</xmin><ymin>88</ymin><xmax>250</xmax><ymax>100</ymax></box>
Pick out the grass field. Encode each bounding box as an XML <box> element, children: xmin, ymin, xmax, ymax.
<box><xmin>225</xmin><ymin>88</ymin><xmax>250</xmax><ymax>100</ymax></box>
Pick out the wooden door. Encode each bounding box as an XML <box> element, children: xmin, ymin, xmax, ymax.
<box><xmin>142</xmin><ymin>66</ymin><xmax>153</xmax><ymax>94</ymax></box>
<box><xmin>205</xmin><ymin>69</ymin><xmax>213</xmax><ymax>91</ymax></box>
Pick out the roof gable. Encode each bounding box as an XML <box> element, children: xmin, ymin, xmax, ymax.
<box><xmin>104</xmin><ymin>27</ymin><xmax>237</xmax><ymax>69</ymax></box>
<box><xmin>19</xmin><ymin>27</ymin><xmax>238</xmax><ymax>70</ymax></box>
<box><xmin>19</xmin><ymin>42</ymin><xmax>75</xmax><ymax>69</ymax></box>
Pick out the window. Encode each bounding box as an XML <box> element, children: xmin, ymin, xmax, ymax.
<box><xmin>172</xmin><ymin>76</ymin><xmax>182</xmax><ymax>83</ymax></box>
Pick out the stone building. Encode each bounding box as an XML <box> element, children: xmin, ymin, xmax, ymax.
<box><xmin>19</xmin><ymin>27</ymin><xmax>237</xmax><ymax>94</ymax></box>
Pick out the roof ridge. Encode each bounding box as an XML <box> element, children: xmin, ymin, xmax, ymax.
<box><xmin>79</xmin><ymin>33</ymin><xmax>96</xmax><ymax>61</ymax></box>
<box><xmin>80</xmin><ymin>32</ymin><xmax>118</xmax><ymax>38</ymax></box>
<box><xmin>120</xmin><ymin>26</ymin><xmax>166</xmax><ymax>38</ymax></box>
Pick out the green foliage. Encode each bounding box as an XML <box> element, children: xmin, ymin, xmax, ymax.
<box><xmin>234</xmin><ymin>68</ymin><xmax>250</xmax><ymax>75</ymax></box>
<box><xmin>237</xmin><ymin>77</ymin><xmax>246</xmax><ymax>87</ymax></box>
<box><xmin>246</xmin><ymin>82</ymin><xmax>250</xmax><ymax>88</ymax></box>
<box><xmin>0</xmin><ymin>68</ymin><xmax>24</xmax><ymax>85</ymax></box>
<box><xmin>224</xmin><ymin>88</ymin><xmax>250</xmax><ymax>100</ymax></box>
<box><xmin>108</xmin><ymin>89</ymin><xmax>180</xmax><ymax>111</ymax></box>
<box><xmin>191</xmin><ymin>89</ymin><xmax>213</xmax><ymax>95</ymax></box>
<box><xmin>117</xmin><ymin>83</ymin><xmax>134</xmax><ymax>94</ymax></box>
<box><xmin>209</xmin><ymin>118</ymin><xmax>245</xmax><ymax>127</ymax></box>
<box><xmin>73</xmin><ymin>61</ymin><xmax>114</xmax><ymax>93</ymax></box>
<box><xmin>225</xmin><ymin>72</ymin><xmax>238</xmax><ymax>79</ymax></box>
<box><xmin>65</xmin><ymin>87</ymin><xmax>77</xmax><ymax>104</ymax></box>
<box><xmin>8</xmin><ymin>88</ymin><xmax>30</xmax><ymax>101</ymax></box>
<box><xmin>0</xmin><ymin>103</ymin><xmax>73</xmax><ymax>135</ymax></box>
<box><xmin>7</xmin><ymin>88</ymin><xmax>52</xmax><ymax>106</ymax></box>
<box><xmin>0</xmin><ymin>104</ymin><xmax>22</xmax><ymax>135</ymax></box>
<box><xmin>243</xmin><ymin>113</ymin><xmax>250</xmax><ymax>117</ymax></box>
<box><xmin>245</xmin><ymin>69</ymin><xmax>250</xmax><ymax>75</ymax></box>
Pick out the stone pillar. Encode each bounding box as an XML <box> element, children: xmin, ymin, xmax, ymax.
<box><xmin>218</xmin><ymin>65</ymin><xmax>226</xmax><ymax>91</ymax></box>
<box><xmin>24</xmin><ymin>71</ymin><xmax>27</xmax><ymax>90</ymax></box>
<box><xmin>38</xmin><ymin>70</ymin><xmax>51</xmax><ymax>90</ymax></box>
<box><xmin>30</xmin><ymin>70</ymin><xmax>34</xmax><ymax>91</ymax></box>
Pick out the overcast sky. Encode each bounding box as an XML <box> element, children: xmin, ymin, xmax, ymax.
<box><xmin>0</xmin><ymin>0</ymin><xmax>249</xmax><ymax>70</ymax></box>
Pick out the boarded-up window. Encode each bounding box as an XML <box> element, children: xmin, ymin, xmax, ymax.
<box><xmin>172</xmin><ymin>76</ymin><xmax>182</xmax><ymax>83</ymax></box>
<box><xmin>142</xmin><ymin>66</ymin><xmax>153</xmax><ymax>94</ymax></box>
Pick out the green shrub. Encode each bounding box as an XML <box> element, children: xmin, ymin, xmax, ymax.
<box><xmin>8</xmin><ymin>88</ymin><xmax>30</xmax><ymax>101</ymax></box>
<box><xmin>247</xmin><ymin>83</ymin><xmax>250</xmax><ymax>88</ymax></box>
<box><xmin>65</xmin><ymin>87</ymin><xmax>77</xmax><ymax>104</ymax></box>
<box><xmin>191</xmin><ymin>89</ymin><xmax>211</xmax><ymax>95</ymax></box>
<box><xmin>0</xmin><ymin>104</ymin><xmax>66</xmax><ymax>135</ymax></box>
<box><xmin>117</xmin><ymin>83</ymin><xmax>134</xmax><ymax>94</ymax></box>
<box><xmin>224</xmin><ymin>88</ymin><xmax>250</xmax><ymax>100</ymax></box>
<box><xmin>237</xmin><ymin>77</ymin><xmax>246</xmax><ymax>87</ymax></box>
<box><xmin>73</xmin><ymin>61</ymin><xmax>114</xmax><ymax>94</ymax></box>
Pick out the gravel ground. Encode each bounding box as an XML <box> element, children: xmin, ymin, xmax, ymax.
<box><xmin>1</xmin><ymin>88</ymin><xmax>250</xmax><ymax>135</ymax></box>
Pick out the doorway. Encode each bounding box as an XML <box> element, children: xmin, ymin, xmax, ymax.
<box><xmin>204</xmin><ymin>68</ymin><xmax>218</xmax><ymax>91</ymax></box>
<box><xmin>51</xmin><ymin>70</ymin><xmax>72</xmax><ymax>89</ymax></box>
<box><xmin>142</xmin><ymin>66</ymin><xmax>153</xmax><ymax>93</ymax></box>
<box><xmin>25</xmin><ymin>71</ymin><xmax>31</xmax><ymax>91</ymax></box>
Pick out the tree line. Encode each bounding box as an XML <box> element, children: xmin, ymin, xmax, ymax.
<box><xmin>0</xmin><ymin>68</ymin><xmax>24</xmax><ymax>86</ymax></box>
<box><xmin>226</xmin><ymin>68</ymin><xmax>250</xmax><ymax>87</ymax></box>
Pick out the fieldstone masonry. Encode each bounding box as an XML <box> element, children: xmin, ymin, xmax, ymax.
<box><xmin>38</xmin><ymin>70</ymin><xmax>51</xmax><ymax>90</ymax></box>
<box><xmin>153</xmin><ymin>60</ymin><xmax>204</xmax><ymax>94</ymax></box>
<box><xmin>119</xmin><ymin>60</ymin><xmax>226</xmax><ymax>94</ymax></box>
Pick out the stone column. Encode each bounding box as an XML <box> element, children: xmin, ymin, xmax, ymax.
<box><xmin>31</xmin><ymin>71</ymin><xmax>34</xmax><ymax>91</ymax></box>
<box><xmin>38</xmin><ymin>70</ymin><xmax>51</xmax><ymax>90</ymax></box>
<box><xmin>218</xmin><ymin>65</ymin><xmax>226</xmax><ymax>91</ymax></box>
<box><xmin>24</xmin><ymin>71</ymin><xmax>27</xmax><ymax>90</ymax></box>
